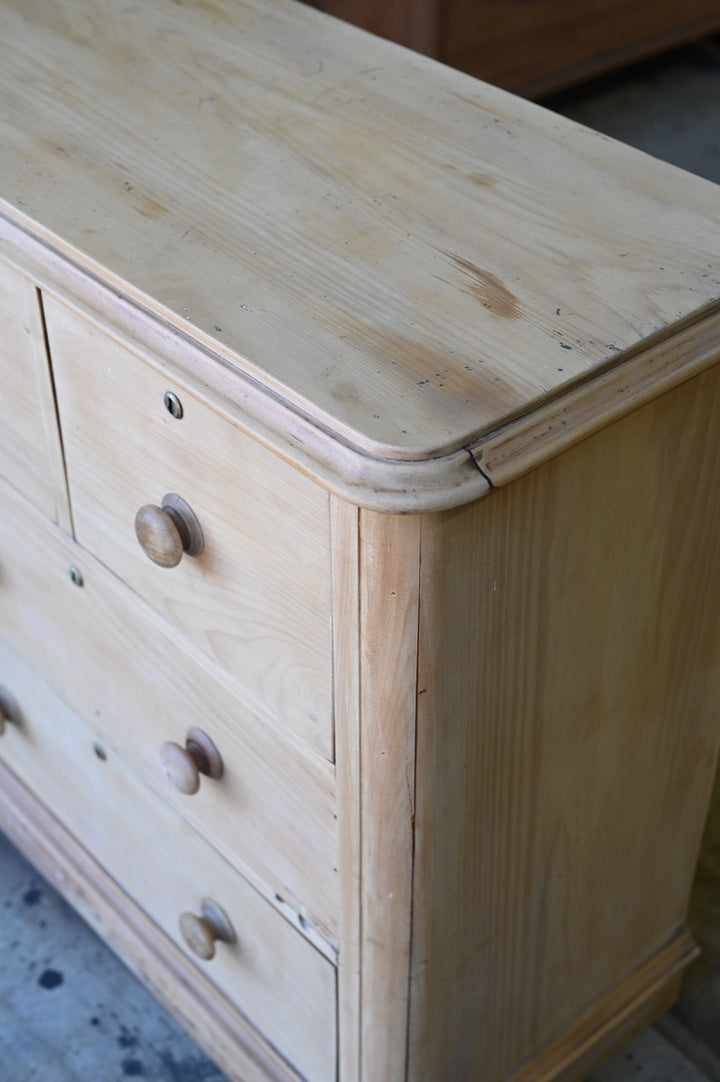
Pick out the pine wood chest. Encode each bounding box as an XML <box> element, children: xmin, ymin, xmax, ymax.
<box><xmin>1</xmin><ymin>2</ymin><xmax>720</xmax><ymax>1079</ymax></box>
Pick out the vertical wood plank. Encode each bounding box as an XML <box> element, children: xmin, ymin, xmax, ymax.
<box><xmin>333</xmin><ymin>495</ymin><xmax>362</xmax><ymax>1082</ymax></box>
<box><xmin>357</xmin><ymin>509</ymin><xmax>421</xmax><ymax>1082</ymax></box>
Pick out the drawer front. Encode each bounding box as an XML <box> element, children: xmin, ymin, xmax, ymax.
<box><xmin>0</xmin><ymin>635</ymin><xmax>337</xmax><ymax>1082</ymax></box>
<box><xmin>43</xmin><ymin>294</ymin><xmax>334</xmax><ymax>759</ymax></box>
<box><xmin>0</xmin><ymin>259</ymin><xmax>68</xmax><ymax>525</ymax></box>
<box><xmin>0</xmin><ymin>475</ymin><xmax>338</xmax><ymax>941</ymax></box>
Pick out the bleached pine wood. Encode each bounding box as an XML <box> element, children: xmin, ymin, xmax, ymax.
<box><xmin>0</xmin><ymin>633</ymin><xmax>336</xmax><ymax>1082</ymax></box>
<box><xmin>0</xmin><ymin>761</ymin><xmax>304</xmax><ymax>1082</ymax></box>
<box><xmin>0</xmin><ymin>222</ymin><xmax>489</xmax><ymax>515</ymax></box>
<box><xmin>0</xmin><ymin>0</ymin><xmax>719</xmax><ymax>476</ymax></box>
<box><xmin>43</xmin><ymin>294</ymin><xmax>334</xmax><ymax>758</ymax></box>
<box><xmin>0</xmin><ymin>474</ymin><xmax>338</xmax><ymax>945</ymax></box>
<box><xmin>0</xmin><ymin>259</ymin><xmax>70</xmax><ymax>528</ymax></box>
<box><xmin>470</xmin><ymin>307</ymin><xmax>720</xmax><ymax>489</ymax></box>
<box><xmin>3</xmin><ymin>2</ymin><xmax>720</xmax><ymax>1080</ymax></box>
<box><xmin>505</xmin><ymin>932</ymin><xmax>697</xmax><ymax>1082</ymax></box>
<box><xmin>407</xmin><ymin>363</ymin><xmax>720</xmax><ymax>1080</ymax></box>
<box><xmin>331</xmin><ymin>496</ymin><xmax>362</xmax><ymax>1082</ymax></box>
<box><xmin>356</xmin><ymin>510</ymin><xmax>421</xmax><ymax>1082</ymax></box>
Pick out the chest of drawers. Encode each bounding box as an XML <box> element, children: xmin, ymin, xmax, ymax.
<box><xmin>2</xmin><ymin>2</ymin><xmax>720</xmax><ymax>1080</ymax></box>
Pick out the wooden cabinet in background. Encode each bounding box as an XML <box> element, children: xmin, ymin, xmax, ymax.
<box><xmin>2</xmin><ymin>1</ymin><xmax>720</xmax><ymax>1080</ymax></box>
<box><xmin>306</xmin><ymin>0</ymin><xmax>720</xmax><ymax>95</ymax></box>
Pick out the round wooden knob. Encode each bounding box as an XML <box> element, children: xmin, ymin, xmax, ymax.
<box><xmin>0</xmin><ymin>686</ymin><xmax>19</xmax><ymax>736</ymax></box>
<box><xmin>160</xmin><ymin>728</ymin><xmax>223</xmax><ymax>795</ymax></box>
<box><xmin>179</xmin><ymin>899</ymin><xmax>236</xmax><ymax>961</ymax></box>
<box><xmin>134</xmin><ymin>493</ymin><xmax>204</xmax><ymax>568</ymax></box>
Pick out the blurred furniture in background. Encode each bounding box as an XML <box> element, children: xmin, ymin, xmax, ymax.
<box><xmin>305</xmin><ymin>0</ymin><xmax>720</xmax><ymax>95</ymax></box>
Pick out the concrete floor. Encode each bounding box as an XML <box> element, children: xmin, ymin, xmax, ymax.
<box><xmin>0</xmin><ymin>832</ymin><xmax>226</xmax><ymax>1082</ymax></box>
<box><xmin>2</xmin><ymin>32</ymin><xmax>720</xmax><ymax>1082</ymax></box>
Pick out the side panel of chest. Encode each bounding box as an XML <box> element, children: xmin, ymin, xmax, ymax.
<box><xmin>408</xmin><ymin>362</ymin><xmax>720</xmax><ymax>1080</ymax></box>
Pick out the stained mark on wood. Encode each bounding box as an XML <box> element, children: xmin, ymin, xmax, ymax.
<box><xmin>467</xmin><ymin>172</ymin><xmax>496</xmax><ymax>188</ymax></box>
<box><xmin>445</xmin><ymin>252</ymin><xmax>521</xmax><ymax>318</ymax></box>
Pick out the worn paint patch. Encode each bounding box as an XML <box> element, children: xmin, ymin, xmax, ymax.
<box><xmin>445</xmin><ymin>252</ymin><xmax>521</xmax><ymax>318</ymax></box>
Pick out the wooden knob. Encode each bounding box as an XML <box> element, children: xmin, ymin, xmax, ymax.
<box><xmin>160</xmin><ymin>727</ymin><xmax>223</xmax><ymax>795</ymax></box>
<box><xmin>134</xmin><ymin>493</ymin><xmax>204</xmax><ymax>568</ymax></box>
<box><xmin>0</xmin><ymin>686</ymin><xmax>19</xmax><ymax>736</ymax></box>
<box><xmin>179</xmin><ymin>898</ymin><xmax>236</xmax><ymax>961</ymax></box>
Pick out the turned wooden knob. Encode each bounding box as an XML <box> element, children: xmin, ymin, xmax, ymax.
<box><xmin>134</xmin><ymin>493</ymin><xmax>204</xmax><ymax>568</ymax></box>
<box><xmin>0</xmin><ymin>686</ymin><xmax>19</xmax><ymax>736</ymax></box>
<box><xmin>179</xmin><ymin>898</ymin><xmax>236</xmax><ymax>960</ymax></box>
<box><xmin>160</xmin><ymin>727</ymin><xmax>223</xmax><ymax>795</ymax></box>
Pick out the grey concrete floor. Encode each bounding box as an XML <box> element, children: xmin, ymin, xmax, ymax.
<box><xmin>2</xmin><ymin>32</ymin><xmax>720</xmax><ymax>1082</ymax></box>
<box><xmin>0</xmin><ymin>831</ymin><xmax>226</xmax><ymax>1082</ymax></box>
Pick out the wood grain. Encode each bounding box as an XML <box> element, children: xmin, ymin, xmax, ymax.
<box><xmin>0</xmin><ymin>218</ymin><xmax>490</xmax><ymax>514</ymax></box>
<box><xmin>357</xmin><ymin>510</ymin><xmax>421</xmax><ymax>1081</ymax></box>
<box><xmin>332</xmin><ymin>495</ymin><xmax>362</xmax><ymax>1082</ymax></box>
<box><xmin>0</xmin><ymin>258</ymin><xmax>70</xmax><ymax>528</ymax></box>
<box><xmin>0</xmin><ymin>474</ymin><xmax>338</xmax><ymax>945</ymax></box>
<box><xmin>0</xmin><ymin>0</ymin><xmax>719</xmax><ymax>466</ymax></box>
<box><xmin>470</xmin><ymin>308</ymin><xmax>720</xmax><ymax>490</ymax></box>
<box><xmin>2</xmin><ymin>3</ymin><xmax>720</xmax><ymax>1080</ymax></box>
<box><xmin>43</xmin><ymin>295</ymin><xmax>334</xmax><ymax>758</ymax></box>
<box><xmin>506</xmin><ymin>932</ymin><xmax>697</xmax><ymax>1082</ymax></box>
<box><xmin>0</xmin><ymin>634</ymin><xmax>337</xmax><ymax>1082</ymax></box>
<box><xmin>408</xmin><ymin>364</ymin><xmax>720</xmax><ymax>1079</ymax></box>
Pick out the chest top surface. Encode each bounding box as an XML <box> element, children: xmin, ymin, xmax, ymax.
<box><xmin>1</xmin><ymin>0</ymin><xmax>719</xmax><ymax>499</ymax></box>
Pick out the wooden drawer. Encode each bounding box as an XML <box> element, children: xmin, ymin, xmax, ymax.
<box><xmin>43</xmin><ymin>294</ymin><xmax>334</xmax><ymax>759</ymax></box>
<box><xmin>0</xmin><ymin>259</ymin><xmax>69</xmax><ymax>526</ymax></box>
<box><xmin>0</xmin><ymin>635</ymin><xmax>337</xmax><ymax>1082</ymax></box>
<box><xmin>0</xmin><ymin>475</ymin><xmax>339</xmax><ymax>941</ymax></box>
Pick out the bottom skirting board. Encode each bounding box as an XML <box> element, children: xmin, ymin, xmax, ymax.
<box><xmin>508</xmin><ymin>930</ymin><xmax>699</xmax><ymax>1082</ymax></box>
<box><xmin>0</xmin><ymin>759</ymin><xmax>302</xmax><ymax>1082</ymax></box>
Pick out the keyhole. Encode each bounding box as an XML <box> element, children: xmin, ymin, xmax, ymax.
<box><xmin>163</xmin><ymin>391</ymin><xmax>183</xmax><ymax>419</ymax></box>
